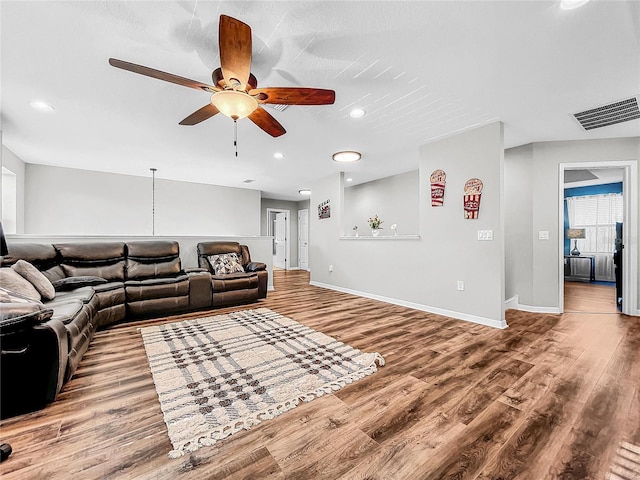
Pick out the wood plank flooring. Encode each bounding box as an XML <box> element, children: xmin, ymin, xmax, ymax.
<box><xmin>1</xmin><ymin>270</ymin><xmax>638</xmax><ymax>479</ymax></box>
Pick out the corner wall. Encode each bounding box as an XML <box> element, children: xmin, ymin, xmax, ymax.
<box><xmin>309</xmin><ymin>122</ymin><xmax>506</xmax><ymax>328</ymax></box>
<box><xmin>504</xmin><ymin>137</ymin><xmax>640</xmax><ymax>312</ymax></box>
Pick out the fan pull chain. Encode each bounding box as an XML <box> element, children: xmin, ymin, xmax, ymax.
<box><xmin>234</xmin><ymin>120</ymin><xmax>238</xmax><ymax>157</ymax></box>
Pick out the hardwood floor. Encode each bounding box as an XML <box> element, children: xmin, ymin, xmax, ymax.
<box><xmin>564</xmin><ymin>280</ymin><xmax>619</xmax><ymax>314</ymax></box>
<box><xmin>1</xmin><ymin>270</ymin><xmax>638</xmax><ymax>479</ymax></box>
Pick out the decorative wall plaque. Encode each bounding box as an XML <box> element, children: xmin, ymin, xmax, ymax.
<box><xmin>430</xmin><ymin>169</ymin><xmax>446</xmax><ymax>206</ymax></box>
<box><xmin>463</xmin><ymin>178</ymin><xmax>483</xmax><ymax>219</ymax></box>
<box><xmin>318</xmin><ymin>199</ymin><xmax>331</xmax><ymax>219</ymax></box>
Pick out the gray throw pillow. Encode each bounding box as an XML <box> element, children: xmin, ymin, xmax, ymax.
<box><xmin>0</xmin><ymin>268</ymin><xmax>42</xmax><ymax>302</ymax></box>
<box><xmin>11</xmin><ymin>259</ymin><xmax>56</xmax><ymax>301</ymax></box>
<box><xmin>207</xmin><ymin>253</ymin><xmax>245</xmax><ymax>275</ymax></box>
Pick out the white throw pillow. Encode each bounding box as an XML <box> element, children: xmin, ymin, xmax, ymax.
<box><xmin>0</xmin><ymin>268</ymin><xmax>42</xmax><ymax>302</ymax></box>
<box><xmin>11</xmin><ymin>259</ymin><xmax>56</xmax><ymax>301</ymax></box>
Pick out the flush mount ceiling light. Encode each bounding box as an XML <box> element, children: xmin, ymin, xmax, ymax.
<box><xmin>332</xmin><ymin>151</ymin><xmax>362</xmax><ymax>163</ymax></box>
<box><xmin>273</xmin><ymin>152</ymin><xmax>285</xmax><ymax>159</ymax></box>
<box><xmin>560</xmin><ymin>0</ymin><xmax>590</xmax><ymax>10</ymax></box>
<box><xmin>349</xmin><ymin>108</ymin><xmax>366</xmax><ymax>119</ymax></box>
<box><xmin>30</xmin><ymin>100</ymin><xmax>55</xmax><ymax>112</ymax></box>
<box><xmin>298</xmin><ymin>189</ymin><xmax>311</xmax><ymax>195</ymax></box>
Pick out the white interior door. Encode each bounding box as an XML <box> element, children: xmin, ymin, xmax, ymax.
<box><xmin>298</xmin><ymin>209</ymin><xmax>309</xmax><ymax>270</ymax></box>
<box><xmin>275</xmin><ymin>212</ymin><xmax>287</xmax><ymax>269</ymax></box>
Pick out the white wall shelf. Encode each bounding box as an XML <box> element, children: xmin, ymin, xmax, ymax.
<box><xmin>339</xmin><ymin>235</ymin><xmax>421</xmax><ymax>240</ymax></box>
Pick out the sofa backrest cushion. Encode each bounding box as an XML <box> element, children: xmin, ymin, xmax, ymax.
<box><xmin>125</xmin><ymin>241</ymin><xmax>182</xmax><ymax>280</ymax></box>
<box><xmin>55</xmin><ymin>242</ymin><xmax>126</xmax><ymax>282</ymax></box>
<box><xmin>197</xmin><ymin>242</ymin><xmax>250</xmax><ymax>269</ymax></box>
<box><xmin>2</xmin><ymin>243</ymin><xmax>58</xmax><ymax>271</ymax></box>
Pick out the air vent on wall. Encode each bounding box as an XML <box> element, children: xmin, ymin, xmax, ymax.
<box><xmin>573</xmin><ymin>96</ymin><xmax>640</xmax><ymax>130</ymax></box>
<box><xmin>266</xmin><ymin>104</ymin><xmax>289</xmax><ymax>112</ymax></box>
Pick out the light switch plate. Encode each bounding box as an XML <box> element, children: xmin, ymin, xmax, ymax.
<box><xmin>477</xmin><ymin>230</ymin><xmax>493</xmax><ymax>241</ymax></box>
<box><xmin>538</xmin><ymin>231</ymin><xmax>550</xmax><ymax>240</ymax></box>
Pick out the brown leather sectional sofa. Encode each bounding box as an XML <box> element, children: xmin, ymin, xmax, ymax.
<box><xmin>0</xmin><ymin>240</ymin><xmax>267</xmax><ymax>418</ymax></box>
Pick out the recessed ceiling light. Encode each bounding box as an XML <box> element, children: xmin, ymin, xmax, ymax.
<box><xmin>560</xmin><ymin>0</ymin><xmax>590</xmax><ymax>10</ymax></box>
<box><xmin>273</xmin><ymin>152</ymin><xmax>285</xmax><ymax>159</ymax></box>
<box><xmin>332</xmin><ymin>151</ymin><xmax>362</xmax><ymax>163</ymax></box>
<box><xmin>30</xmin><ymin>100</ymin><xmax>55</xmax><ymax>112</ymax></box>
<box><xmin>298</xmin><ymin>189</ymin><xmax>311</xmax><ymax>195</ymax></box>
<box><xmin>346</xmin><ymin>177</ymin><xmax>353</xmax><ymax>182</ymax></box>
<box><xmin>350</xmin><ymin>108</ymin><xmax>366</xmax><ymax>119</ymax></box>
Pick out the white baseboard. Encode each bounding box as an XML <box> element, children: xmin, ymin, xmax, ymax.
<box><xmin>516</xmin><ymin>304</ymin><xmax>562</xmax><ymax>314</ymax></box>
<box><xmin>504</xmin><ymin>295</ymin><xmax>519</xmax><ymax>310</ymax></box>
<box><xmin>309</xmin><ymin>281</ymin><xmax>508</xmax><ymax>329</ymax></box>
<box><xmin>504</xmin><ymin>294</ymin><xmax>561</xmax><ymax>314</ymax></box>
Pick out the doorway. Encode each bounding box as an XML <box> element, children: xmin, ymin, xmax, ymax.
<box><xmin>298</xmin><ymin>209</ymin><xmax>309</xmax><ymax>271</ymax></box>
<box><xmin>559</xmin><ymin>161</ymin><xmax>638</xmax><ymax>316</ymax></box>
<box><xmin>266</xmin><ymin>208</ymin><xmax>290</xmax><ymax>270</ymax></box>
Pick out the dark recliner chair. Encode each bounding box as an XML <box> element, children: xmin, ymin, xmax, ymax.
<box><xmin>197</xmin><ymin>241</ymin><xmax>268</xmax><ymax>306</ymax></box>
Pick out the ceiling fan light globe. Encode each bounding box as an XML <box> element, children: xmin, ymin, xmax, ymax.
<box><xmin>210</xmin><ymin>90</ymin><xmax>258</xmax><ymax>120</ymax></box>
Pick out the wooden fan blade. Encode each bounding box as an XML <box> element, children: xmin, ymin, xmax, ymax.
<box><xmin>179</xmin><ymin>104</ymin><xmax>219</xmax><ymax>125</ymax></box>
<box><xmin>249</xmin><ymin>87</ymin><xmax>336</xmax><ymax>105</ymax></box>
<box><xmin>248</xmin><ymin>106</ymin><xmax>286</xmax><ymax>137</ymax></box>
<box><xmin>219</xmin><ymin>15</ymin><xmax>252</xmax><ymax>89</ymax></box>
<box><xmin>109</xmin><ymin>58</ymin><xmax>218</xmax><ymax>93</ymax></box>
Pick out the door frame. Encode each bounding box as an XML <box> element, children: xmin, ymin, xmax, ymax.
<box><xmin>558</xmin><ymin>160</ymin><xmax>638</xmax><ymax>315</ymax></box>
<box><xmin>298</xmin><ymin>208</ymin><xmax>309</xmax><ymax>271</ymax></box>
<box><xmin>266</xmin><ymin>208</ymin><xmax>291</xmax><ymax>270</ymax></box>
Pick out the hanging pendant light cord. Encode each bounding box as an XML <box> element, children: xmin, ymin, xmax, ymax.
<box><xmin>150</xmin><ymin>167</ymin><xmax>157</xmax><ymax>236</ymax></box>
<box><xmin>234</xmin><ymin>120</ymin><xmax>238</xmax><ymax>157</ymax></box>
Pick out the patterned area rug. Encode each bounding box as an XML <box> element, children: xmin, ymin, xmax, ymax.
<box><xmin>140</xmin><ymin>308</ymin><xmax>385</xmax><ymax>458</ymax></box>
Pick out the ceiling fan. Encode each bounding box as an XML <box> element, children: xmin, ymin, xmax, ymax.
<box><xmin>109</xmin><ymin>14</ymin><xmax>335</xmax><ymax>138</ymax></box>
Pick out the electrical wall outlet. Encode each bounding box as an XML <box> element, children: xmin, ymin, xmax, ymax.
<box><xmin>477</xmin><ymin>230</ymin><xmax>493</xmax><ymax>241</ymax></box>
<box><xmin>329</xmin><ymin>264</ymin><xmax>333</xmax><ymax>272</ymax></box>
<box><xmin>457</xmin><ymin>281</ymin><xmax>465</xmax><ymax>291</ymax></box>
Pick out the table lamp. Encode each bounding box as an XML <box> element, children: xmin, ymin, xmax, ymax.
<box><xmin>566</xmin><ymin>228</ymin><xmax>585</xmax><ymax>256</ymax></box>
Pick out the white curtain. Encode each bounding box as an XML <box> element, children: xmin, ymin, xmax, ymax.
<box><xmin>566</xmin><ymin>193</ymin><xmax>623</xmax><ymax>281</ymax></box>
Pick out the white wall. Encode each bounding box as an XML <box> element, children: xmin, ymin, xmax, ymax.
<box><xmin>309</xmin><ymin>122</ymin><xmax>506</xmax><ymax>328</ymax></box>
<box><xmin>343</xmin><ymin>170</ymin><xmax>419</xmax><ymax>236</ymax></box>
<box><xmin>1</xmin><ymin>144</ymin><xmax>26</xmax><ymax>233</ymax></box>
<box><xmin>504</xmin><ymin>137</ymin><xmax>640</xmax><ymax>312</ymax></box>
<box><xmin>25</xmin><ymin>164</ymin><xmax>261</xmax><ymax>236</ymax></box>
<box><xmin>504</xmin><ymin>144</ymin><xmax>534</xmax><ymax>304</ymax></box>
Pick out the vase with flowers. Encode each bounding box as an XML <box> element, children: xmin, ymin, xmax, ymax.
<box><xmin>368</xmin><ymin>215</ymin><xmax>383</xmax><ymax>236</ymax></box>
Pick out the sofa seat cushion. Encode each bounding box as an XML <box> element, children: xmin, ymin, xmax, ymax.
<box><xmin>50</xmin><ymin>287</ymin><xmax>95</xmax><ymax>305</ymax></box>
<box><xmin>48</xmin><ymin>300</ymin><xmax>85</xmax><ymax>324</ymax></box>
<box><xmin>125</xmin><ymin>275</ymin><xmax>189</xmax><ymax>302</ymax></box>
<box><xmin>211</xmin><ymin>272</ymin><xmax>258</xmax><ymax>293</ymax></box>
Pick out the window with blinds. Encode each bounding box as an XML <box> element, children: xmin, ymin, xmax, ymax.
<box><xmin>566</xmin><ymin>193</ymin><xmax>623</xmax><ymax>281</ymax></box>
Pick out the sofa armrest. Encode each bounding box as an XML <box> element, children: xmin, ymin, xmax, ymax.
<box><xmin>185</xmin><ymin>267</ymin><xmax>208</xmax><ymax>273</ymax></box>
<box><xmin>245</xmin><ymin>262</ymin><xmax>266</xmax><ymax>272</ymax></box>
<box><xmin>1</xmin><ymin>308</ymin><xmax>67</xmax><ymax>418</ymax></box>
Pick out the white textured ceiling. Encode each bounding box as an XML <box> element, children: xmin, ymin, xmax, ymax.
<box><xmin>2</xmin><ymin>1</ymin><xmax>639</xmax><ymax>201</ymax></box>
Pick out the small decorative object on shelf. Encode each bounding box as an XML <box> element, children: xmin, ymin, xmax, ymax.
<box><xmin>353</xmin><ymin>225</ymin><xmax>358</xmax><ymax>237</ymax></box>
<box><xmin>390</xmin><ymin>224</ymin><xmax>397</xmax><ymax>236</ymax></box>
<box><xmin>368</xmin><ymin>215</ymin><xmax>383</xmax><ymax>236</ymax></box>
